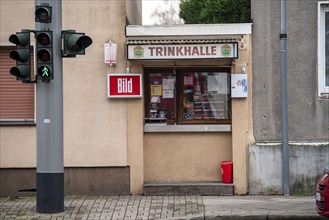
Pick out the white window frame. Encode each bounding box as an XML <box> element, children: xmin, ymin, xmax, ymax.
<box><xmin>318</xmin><ymin>1</ymin><xmax>329</xmax><ymax>97</ymax></box>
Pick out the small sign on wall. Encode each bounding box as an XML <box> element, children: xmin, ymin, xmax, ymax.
<box><xmin>107</xmin><ymin>73</ymin><xmax>142</xmax><ymax>98</ymax></box>
<box><xmin>231</xmin><ymin>74</ymin><xmax>248</xmax><ymax>98</ymax></box>
<box><xmin>104</xmin><ymin>43</ymin><xmax>117</xmax><ymax>65</ymax></box>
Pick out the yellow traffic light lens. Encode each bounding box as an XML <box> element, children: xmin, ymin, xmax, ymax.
<box><xmin>37</xmin><ymin>49</ymin><xmax>51</xmax><ymax>62</ymax></box>
<box><xmin>9</xmin><ymin>50</ymin><xmax>29</xmax><ymax>62</ymax></box>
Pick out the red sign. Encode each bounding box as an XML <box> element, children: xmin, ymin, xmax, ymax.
<box><xmin>107</xmin><ymin>74</ymin><xmax>142</xmax><ymax>98</ymax></box>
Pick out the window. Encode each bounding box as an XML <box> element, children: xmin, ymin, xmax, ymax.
<box><xmin>144</xmin><ymin>68</ymin><xmax>231</xmax><ymax>125</ymax></box>
<box><xmin>0</xmin><ymin>46</ymin><xmax>35</xmax><ymax>125</ymax></box>
<box><xmin>318</xmin><ymin>2</ymin><xmax>329</xmax><ymax>96</ymax></box>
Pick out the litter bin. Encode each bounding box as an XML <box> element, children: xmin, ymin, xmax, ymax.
<box><xmin>221</xmin><ymin>160</ymin><xmax>233</xmax><ymax>183</ymax></box>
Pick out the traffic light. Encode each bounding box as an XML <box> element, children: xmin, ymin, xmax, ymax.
<box><xmin>36</xmin><ymin>31</ymin><xmax>53</xmax><ymax>82</ymax></box>
<box><xmin>9</xmin><ymin>31</ymin><xmax>31</xmax><ymax>82</ymax></box>
<box><xmin>35</xmin><ymin>5</ymin><xmax>52</xmax><ymax>23</ymax></box>
<box><xmin>62</xmin><ymin>30</ymin><xmax>92</xmax><ymax>57</ymax></box>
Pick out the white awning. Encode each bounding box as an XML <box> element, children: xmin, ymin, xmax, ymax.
<box><xmin>126</xmin><ymin>23</ymin><xmax>252</xmax><ymax>37</ymax></box>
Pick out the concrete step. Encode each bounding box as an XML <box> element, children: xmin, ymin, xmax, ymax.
<box><xmin>143</xmin><ymin>181</ymin><xmax>234</xmax><ymax>196</ymax></box>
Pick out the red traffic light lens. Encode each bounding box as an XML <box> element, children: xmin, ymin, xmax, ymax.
<box><xmin>37</xmin><ymin>49</ymin><xmax>51</xmax><ymax>62</ymax></box>
<box><xmin>37</xmin><ymin>33</ymin><xmax>51</xmax><ymax>45</ymax></box>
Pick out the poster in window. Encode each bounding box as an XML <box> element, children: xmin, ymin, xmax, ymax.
<box><xmin>207</xmin><ymin>73</ymin><xmax>228</xmax><ymax>94</ymax></box>
<box><xmin>163</xmin><ymin>90</ymin><xmax>174</xmax><ymax>98</ymax></box>
<box><xmin>163</xmin><ymin>78</ymin><xmax>175</xmax><ymax>90</ymax></box>
<box><xmin>184</xmin><ymin>74</ymin><xmax>194</xmax><ymax>86</ymax></box>
<box><xmin>151</xmin><ymin>85</ymin><xmax>162</xmax><ymax>96</ymax></box>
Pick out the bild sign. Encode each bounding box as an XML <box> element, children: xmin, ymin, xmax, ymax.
<box><xmin>127</xmin><ymin>43</ymin><xmax>238</xmax><ymax>60</ymax></box>
<box><xmin>107</xmin><ymin>73</ymin><xmax>142</xmax><ymax>98</ymax></box>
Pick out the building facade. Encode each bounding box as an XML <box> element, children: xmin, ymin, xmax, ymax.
<box><xmin>5</xmin><ymin>0</ymin><xmax>327</xmax><ymax>197</ymax></box>
<box><xmin>0</xmin><ymin>0</ymin><xmax>254</xmax><ymax>196</ymax></box>
<box><xmin>250</xmin><ymin>0</ymin><xmax>329</xmax><ymax>195</ymax></box>
<box><xmin>125</xmin><ymin>24</ymin><xmax>253</xmax><ymax>195</ymax></box>
<box><xmin>0</xmin><ymin>0</ymin><xmax>142</xmax><ymax>196</ymax></box>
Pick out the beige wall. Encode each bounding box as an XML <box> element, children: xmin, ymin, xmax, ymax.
<box><xmin>144</xmin><ymin>133</ymin><xmax>232</xmax><ymax>182</ymax></box>
<box><xmin>0</xmin><ymin>1</ymin><xmax>34</xmax><ymax>44</ymax></box>
<box><xmin>127</xmin><ymin>98</ymin><xmax>144</xmax><ymax>194</ymax></box>
<box><xmin>0</xmin><ymin>127</ymin><xmax>36</xmax><ymax>167</ymax></box>
<box><xmin>62</xmin><ymin>0</ymin><xmax>128</xmax><ymax>167</ymax></box>
<box><xmin>231</xmin><ymin>35</ymin><xmax>254</xmax><ymax>194</ymax></box>
<box><xmin>0</xmin><ymin>1</ymin><xmax>136</xmax><ymax>168</ymax></box>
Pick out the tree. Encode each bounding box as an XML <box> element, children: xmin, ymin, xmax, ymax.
<box><xmin>179</xmin><ymin>0</ymin><xmax>251</xmax><ymax>24</ymax></box>
<box><xmin>151</xmin><ymin>1</ymin><xmax>183</xmax><ymax>25</ymax></box>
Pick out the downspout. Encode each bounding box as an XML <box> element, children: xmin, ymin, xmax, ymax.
<box><xmin>280</xmin><ymin>0</ymin><xmax>290</xmax><ymax>195</ymax></box>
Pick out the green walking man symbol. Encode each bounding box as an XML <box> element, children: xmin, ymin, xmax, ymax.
<box><xmin>42</xmin><ymin>66</ymin><xmax>49</xmax><ymax>77</ymax></box>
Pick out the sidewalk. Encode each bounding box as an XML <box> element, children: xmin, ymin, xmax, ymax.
<box><xmin>203</xmin><ymin>196</ymin><xmax>323</xmax><ymax>220</ymax></box>
<box><xmin>0</xmin><ymin>195</ymin><xmax>323</xmax><ymax>220</ymax></box>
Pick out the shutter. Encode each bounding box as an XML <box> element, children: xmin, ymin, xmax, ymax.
<box><xmin>0</xmin><ymin>46</ymin><xmax>35</xmax><ymax>120</ymax></box>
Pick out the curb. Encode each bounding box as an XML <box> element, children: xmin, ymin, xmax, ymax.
<box><xmin>166</xmin><ymin>214</ymin><xmax>205</xmax><ymax>220</ymax></box>
<box><xmin>204</xmin><ymin>214</ymin><xmax>325</xmax><ymax>220</ymax></box>
<box><xmin>155</xmin><ymin>213</ymin><xmax>324</xmax><ymax>220</ymax></box>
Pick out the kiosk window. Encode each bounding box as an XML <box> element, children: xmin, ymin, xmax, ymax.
<box><xmin>179</xmin><ymin>72</ymin><xmax>230</xmax><ymax>124</ymax></box>
<box><xmin>144</xmin><ymin>71</ymin><xmax>176</xmax><ymax>125</ymax></box>
<box><xmin>144</xmin><ymin>69</ymin><xmax>231</xmax><ymax>125</ymax></box>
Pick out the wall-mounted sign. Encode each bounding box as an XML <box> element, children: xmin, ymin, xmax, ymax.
<box><xmin>104</xmin><ymin>43</ymin><xmax>117</xmax><ymax>65</ymax></box>
<box><xmin>107</xmin><ymin>73</ymin><xmax>142</xmax><ymax>98</ymax></box>
<box><xmin>231</xmin><ymin>74</ymin><xmax>247</xmax><ymax>98</ymax></box>
<box><xmin>127</xmin><ymin>43</ymin><xmax>238</xmax><ymax>60</ymax></box>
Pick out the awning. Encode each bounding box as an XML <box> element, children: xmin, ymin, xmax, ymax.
<box><xmin>126</xmin><ymin>38</ymin><xmax>238</xmax><ymax>45</ymax></box>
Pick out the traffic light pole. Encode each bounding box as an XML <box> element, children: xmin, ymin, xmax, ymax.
<box><xmin>35</xmin><ymin>0</ymin><xmax>64</xmax><ymax>213</ymax></box>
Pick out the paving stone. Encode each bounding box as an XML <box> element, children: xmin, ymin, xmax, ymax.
<box><xmin>1</xmin><ymin>195</ymin><xmax>320</xmax><ymax>220</ymax></box>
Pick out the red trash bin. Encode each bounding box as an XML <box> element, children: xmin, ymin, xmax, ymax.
<box><xmin>221</xmin><ymin>160</ymin><xmax>233</xmax><ymax>183</ymax></box>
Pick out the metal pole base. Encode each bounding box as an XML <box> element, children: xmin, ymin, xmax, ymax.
<box><xmin>36</xmin><ymin>172</ymin><xmax>64</xmax><ymax>213</ymax></box>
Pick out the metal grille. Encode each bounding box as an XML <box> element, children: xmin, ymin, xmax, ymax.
<box><xmin>126</xmin><ymin>39</ymin><xmax>237</xmax><ymax>45</ymax></box>
<box><xmin>318</xmin><ymin>201</ymin><xmax>325</xmax><ymax>211</ymax></box>
<box><xmin>319</xmin><ymin>184</ymin><xmax>326</xmax><ymax>191</ymax></box>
